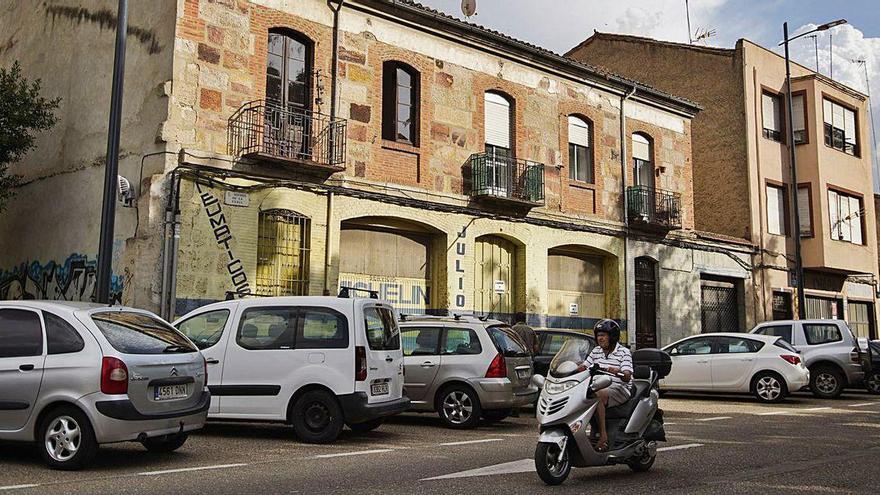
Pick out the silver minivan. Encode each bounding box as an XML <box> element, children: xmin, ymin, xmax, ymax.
<box><xmin>399</xmin><ymin>315</ymin><xmax>538</xmax><ymax>428</ymax></box>
<box><xmin>0</xmin><ymin>301</ymin><xmax>209</xmax><ymax>470</ymax></box>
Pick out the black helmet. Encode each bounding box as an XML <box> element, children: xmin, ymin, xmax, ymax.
<box><xmin>594</xmin><ymin>319</ymin><xmax>621</xmax><ymax>347</ymax></box>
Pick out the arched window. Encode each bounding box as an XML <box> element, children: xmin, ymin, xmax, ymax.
<box><xmin>266</xmin><ymin>30</ymin><xmax>312</xmax><ymax>111</ymax></box>
<box><xmin>382</xmin><ymin>61</ymin><xmax>420</xmax><ymax>145</ymax></box>
<box><xmin>568</xmin><ymin>115</ymin><xmax>593</xmax><ymax>183</ymax></box>
<box><xmin>256</xmin><ymin>209</ymin><xmax>311</xmax><ymax>296</ymax></box>
<box><xmin>632</xmin><ymin>133</ymin><xmax>653</xmax><ymax>188</ymax></box>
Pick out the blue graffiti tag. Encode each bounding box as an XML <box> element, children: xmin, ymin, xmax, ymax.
<box><xmin>0</xmin><ymin>254</ymin><xmax>123</xmax><ymax>303</ymax></box>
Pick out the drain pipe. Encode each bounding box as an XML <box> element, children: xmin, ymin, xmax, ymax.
<box><xmin>324</xmin><ymin>0</ymin><xmax>343</xmax><ymax>295</ymax></box>
<box><xmin>160</xmin><ymin>169</ymin><xmax>182</xmax><ymax>320</ymax></box>
<box><xmin>167</xmin><ymin>171</ymin><xmax>183</xmax><ymax>319</ymax></box>
<box><xmin>620</xmin><ymin>86</ymin><xmax>637</xmax><ymax>346</ymax></box>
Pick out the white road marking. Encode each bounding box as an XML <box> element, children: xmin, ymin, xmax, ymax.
<box><xmin>439</xmin><ymin>438</ymin><xmax>503</xmax><ymax>446</ymax></box>
<box><xmin>314</xmin><ymin>449</ymin><xmax>394</xmax><ymax>459</ymax></box>
<box><xmin>664</xmin><ymin>422</ymin><xmax>678</xmax><ymax>426</ymax></box>
<box><xmin>803</xmin><ymin>407</ymin><xmax>831</xmax><ymax>412</ymax></box>
<box><xmin>756</xmin><ymin>411</ymin><xmax>790</xmax><ymax>416</ymax></box>
<box><xmin>849</xmin><ymin>402</ymin><xmax>877</xmax><ymax>407</ymax></box>
<box><xmin>657</xmin><ymin>443</ymin><xmax>704</xmax><ymax>452</ymax></box>
<box><xmin>138</xmin><ymin>463</ymin><xmax>248</xmax><ymax>476</ymax></box>
<box><xmin>0</xmin><ymin>486</ymin><xmax>40</xmax><ymax>492</ymax></box>
<box><xmin>696</xmin><ymin>416</ymin><xmax>731</xmax><ymax>422</ymax></box>
<box><xmin>422</xmin><ymin>443</ymin><xmax>705</xmax><ymax>481</ymax></box>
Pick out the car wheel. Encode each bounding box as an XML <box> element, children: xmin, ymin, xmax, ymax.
<box><xmin>291</xmin><ymin>390</ymin><xmax>344</xmax><ymax>443</ymax></box>
<box><xmin>751</xmin><ymin>372</ymin><xmax>787</xmax><ymax>403</ymax></box>
<box><xmin>866</xmin><ymin>371</ymin><xmax>880</xmax><ymax>395</ymax></box>
<box><xmin>38</xmin><ymin>405</ymin><xmax>98</xmax><ymax>470</ymax></box>
<box><xmin>482</xmin><ymin>408</ymin><xmax>512</xmax><ymax>423</ymax></box>
<box><xmin>437</xmin><ymin>385</ymin><xmax>482</xmax><ymax>429</ymax></box>
<box><xmin>141</xmin><ymin>434</ymin><xmax>188</xmax><ymax>453</ymax></box>
<box><xmin>810</xmin><ymin>366</ymin><xmax>844</xmax><ymax>399</ymax></box>
<box><xmin>347</xmin><ymin>418</ymin><xmax>384</xmax><ymax>433</ymax></box>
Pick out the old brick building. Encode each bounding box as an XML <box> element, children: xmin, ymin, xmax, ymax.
<box><xmin>0</xmin><ymin>0</ymin><xmax>755</xmax><ymax>346</ymax></box>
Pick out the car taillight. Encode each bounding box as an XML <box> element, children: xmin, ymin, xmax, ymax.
<box><xmin>485</xmin><ymin>353</ymin><xmax>507</xmax><ymax>378</ymax></box>
<box><xmin>355</xmin><ymin>346</ymin><xmax>367</xmax><ymax>381</ymax></box>
<box><xmin>780</xmin><ymin>354</ymin><xmax>801</xmax><ymax>366</ymax></box>
<box><xmin>850</xmin><ymin>347</ymin><xmax>861</xmax><ymax>363</ymax></box>
<box><xmin>101</xmin><ymin>356</ymin><xmax>128</xmax><ymax>395</ymax></box>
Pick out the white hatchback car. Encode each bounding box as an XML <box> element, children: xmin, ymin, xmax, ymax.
<box><xmin>174</xmin><ymin>295</ymin><xmax>409</xmax><ymax>443</ymax></box>
<box><xmin>660</xmin><ymin>332</ymin><xmax>809</xmax><ymax>403</ymax></box>
<box><xmin>0</xmin><ymin>301</ymin><xmax>209</xmax><ymax>470</ymax></box>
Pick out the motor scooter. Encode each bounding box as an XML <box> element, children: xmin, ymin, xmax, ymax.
<box><xmin>532</xmin><ymin>341</ymin><xmax>671</xmax><ymax>485</ymax></box>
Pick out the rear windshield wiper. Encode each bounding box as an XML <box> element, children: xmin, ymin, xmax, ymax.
<box><xmin>163</xmin><ymin>344</ymin><xmax>192</xmax><ymax>353</ymax></box>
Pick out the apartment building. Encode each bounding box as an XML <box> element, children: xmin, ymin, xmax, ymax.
<box><xmin>0</xmin><ymin>0</ymin><xmax>754</xmax><ymax>346</ymax></box>
<box><xmin>569</xmin><ymin>32</ymin><xmax>879</xmax><ymax>338</ymax></box>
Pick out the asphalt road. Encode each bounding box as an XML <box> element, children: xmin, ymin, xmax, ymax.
<box><xmin>1</xmin><ymin>391</ymin><xmax>878</xmax><ymax>494</ymax></box>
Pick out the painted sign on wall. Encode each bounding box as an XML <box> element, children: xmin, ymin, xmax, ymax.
<box><xmin>198</xmin><ymin>185</ymin><xmax>252</xmax><ymax>298</ymax></box>
<box><xmin>338</xmin><ymin>273</ymin><xmax>430</xmax><ymax>313</ymax></box>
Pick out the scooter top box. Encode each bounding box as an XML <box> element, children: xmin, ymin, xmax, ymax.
<box><xmin>632</xmin><ymin>348</ymin><xmax>672</xmax><ymax>379</ymax></box>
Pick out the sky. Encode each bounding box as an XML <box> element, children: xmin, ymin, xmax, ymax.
<box><xmin>417</xmin><ymin>0</ymin><xmax>880</xmax><ymax>185</ymax></box>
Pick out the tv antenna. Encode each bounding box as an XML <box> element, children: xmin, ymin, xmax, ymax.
<box><xmin>461</xmin><ymin>0</ymin><xmax>476</xmax><ymax>18</ymax></box>
<box><xmin>693</xmin><ymin>27</ymin><xmax>716</xmax><ymax>45</ymax></box>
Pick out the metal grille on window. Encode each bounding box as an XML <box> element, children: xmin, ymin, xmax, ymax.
<box><xmin>700</xmin><ymin>281</ymin><xmax>739</xmax><ymax>334</ymax></box>
<box><xmin>256</xmin><ymin>209</ymin><xmax>311</xmax><ymax>296</ymax></box>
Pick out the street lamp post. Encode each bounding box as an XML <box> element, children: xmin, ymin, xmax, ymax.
<box><xmin>780</xmin><ymin>19</ymin><xmax>846</xmax><ymax>319</ymax></box>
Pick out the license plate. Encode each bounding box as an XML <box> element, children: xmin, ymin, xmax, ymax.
<box><xmin>154</xmin><ymin>384</ymin><xmax>188</xmax><ymax>401</ymax></box>
<box><xmin>371</xmin><ymin>382</ymin><xmax>389</xmax><ymax>396</ymax></box>
<box><xmin>516</xmin><ymin>369</ymin><xmax>531</xmax><ymax>380</ymax></box>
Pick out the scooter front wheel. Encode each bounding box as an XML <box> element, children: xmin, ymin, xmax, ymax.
<box><xmin>535</xmin><ymin>442</ymin><xmax>571</xmax><ymax>485</ymax></box>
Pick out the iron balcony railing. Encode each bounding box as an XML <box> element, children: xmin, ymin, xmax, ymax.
<box><xmin>468</xmin><ymin>153</ymin><xmax>545</xmax><ymax>205</ymax></box>
<box><xmin>228</xmin><ymin>100</ymin><xmax>346</xmax><ymax>168</ymax></box>
<box><xmin>627</xmin><ymin>185</ymin><xmax>682</xmax><ymax>230</ymax></box>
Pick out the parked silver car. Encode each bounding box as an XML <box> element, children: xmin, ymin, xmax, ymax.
<box><xmin>0</xmin><ymin>301</ymin><xmax>209</xmax><ymax>469</ymax></box>
<box><xmin>751</xmin><ymin>319</ymin><xmax>866</xmax><ymax>398</ymax></box>
<box><xmin>399</xmin><ymin>315</ymin><xmax>538</xmax><ymax>428</ymax></box>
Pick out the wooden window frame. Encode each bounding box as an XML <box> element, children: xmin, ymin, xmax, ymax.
<box><xmin>797</xmin><ymin>182</ymin><xmax>814</xmax><ymax>238</ymax></box>
<box><xmin>822</xmin><ymin>94</ymin><xmax>860</xmax><ymax>157</ymax></box>
<box><xmin>761</xmin><ymin>89</ymin><xmax>785</xmax><ymax>143</ymax></box>
<box><xmin>266</xmin><ymin>29</ymin><xmax>313</xmax><ymax>111</ymax></box>
<box><xmin>382</xmin><ymin>61</ymin><xmax>420</xmax><ymax>146</ymax></box>
<box><xmin>791</xmin><ymin>90</ymin><xmax>809</xmax><ymax>145</ymax></box>
<box><xmin>765</xmin><ymin>180</ymin><xmax>790</xmax><ymax>237</ymax></box>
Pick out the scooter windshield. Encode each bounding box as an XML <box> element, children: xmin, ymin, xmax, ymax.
<box><xmin>548</xmin><ymin>338</ymin><xmax>592</xmax><ymax>378</ymax></box>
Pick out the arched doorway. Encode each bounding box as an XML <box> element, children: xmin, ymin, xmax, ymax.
<box><xmin>474</xmin><ymin>235</ymin><xmax>518</xmax><ymax>317</ymax></box>
<box><xmin>634</xmin><ymin>257</ymin><xmax>657</xmax><ymax>349</ymax></box>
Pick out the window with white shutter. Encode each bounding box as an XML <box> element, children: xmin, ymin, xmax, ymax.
<box><xmin>850</xmin><ymin>195</ymin><xmax>863</xmax><ymax>244</ymax></box>
<box><xmin>792</xmin><ymin>94</ymin><xmax>806</xmax><ymax>144</ymax></box>
<box><xmin>766</xmin><ymin>184</ymin><xmax>786</xmax><ymax>236</ymax></box>
<box><xmin>797</xmin><ymin>186</ymin><xmax>812</xmax><ymax>236</ymax></box>
<box><xmin>762</xmin><ymin>92</ymin><xmax>783</xmax><ymax>141</ymax></box>
<box><xmin>632</xmin><ymin>133</ymin><xmax>653</xmax><ymax>187</ymax></box>
<box><xmin>823</xmin><ymin>98</ymin><xmax>859</xmax><ymax>156</ymax></box>
<box><xmin>484</xmin><ymin>92</ymin><xmax>512</xmax><ymax>150</ymax></box>
<box><xmin>568</xmin><ymin>116</ymin><xmax>592</xmax><ymax>183</ymax></box>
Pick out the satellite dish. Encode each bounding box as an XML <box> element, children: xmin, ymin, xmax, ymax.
<box><xmin>461</xmin><ymin>0</ymin><xmax>476</xmax><ymax>17</ymax></box>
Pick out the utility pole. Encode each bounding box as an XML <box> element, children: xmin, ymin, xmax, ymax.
<box><xmin>685</xmin><ymin>0</ymin><xmax>693</xmax><ymax>44</ymax></box>
<box><xmin>96</xmin><ymin>0</ymin><xmax>128</xmax><ymax>304</ymax></box>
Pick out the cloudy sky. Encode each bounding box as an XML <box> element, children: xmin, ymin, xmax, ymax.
<box><xmin>418</xmin><ymin>0</ymin><xmax>880</xmax><ymax>185</ymax></box>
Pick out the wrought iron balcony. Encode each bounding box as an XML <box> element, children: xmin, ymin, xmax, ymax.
<box><xmin>468</xmin><ymin>153</ymin><xmax>545</xmax><ymax>206</ymax></box>
<box><xmin>627</xmin><ymin>185</ymin><xmax>682</xmax><ymax>230</ymax></box>
<box><xmin>228</xmin><ymin>100</ymin><xmax>346</xmax><ymax>172</ymax></box>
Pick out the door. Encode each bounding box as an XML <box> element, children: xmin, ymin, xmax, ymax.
<box><xmin>265</xmin><ymin>31</ymin><xmax>312</xmax><ymax>159</ymax></box>
<box><xmin>361</xmin><ymin>304</ymin><xmax>404</xmax><ymax>404</ymax></box>
<box><xmin>400</xmin><ymin>326</ymin><xmax>441</xmax><ymax>403</ymax></box>
<box><xmin>0</xmin><ymin>308</ymin><xmax>45</xmax><ymax>430</ymax></box>
<box><xmin>710</xmin><ymin>336</ymin><xmax>761</xmax><ymax>391</ymax></box>
<box><xmin>772</xmin><ymin>292</ymin><xmax>793</xmax><ymax>321</ymax></box>
<box><xmin>218</xmin><ymin>305</ymin><xmax>297</xmax><ymax>418</ymax></box>
<box><xmin>475</xmin><ymin>235</ymin><xmax>516</xmax><ymax>317</ymax></box>
<box><xmin>700</xmin><ymin>278</ymin><xmax>739</xmax><ymax>333</ymax></box>
<box><xmin>175</xmin><ymin>308</ymin><xmax>235</xmax><ymax>414</ymax></box>
<box><xmin>663</xmin><ymin>336</ymin><xmax>714</xmax><ymax>389</ymax></box>
<box><xmin>634</xmin><ymin>257</ymin><xmax>657</xmax><ymax>349</ymax></box>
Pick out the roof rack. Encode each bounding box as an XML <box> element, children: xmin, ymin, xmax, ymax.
<box><xmin>225</xmin><ymin>291</ymin><xmax>275</xmax><ymax>300</ymax></box>
<box><xmin>338</xmin><ymin>286</ymin><xmax>379</xmax><ymax>299</ymax></box>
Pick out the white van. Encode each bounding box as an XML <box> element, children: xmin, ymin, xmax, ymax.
<box><xmin>173</xmin><ymin>295</ymin><xmax>408</xmax><ymax>443</ymax></box>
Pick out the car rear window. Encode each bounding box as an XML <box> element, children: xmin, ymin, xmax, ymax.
<box><xmin>755</xmin><ymin>325</ymin><xmax>793</xmax><ymax>343</ymax></box>
<box><xmin>91</xmin><ymin>311</ymin><xmax>197</xmax><ymax>355</ymax></box>
<box><xmin>487</xmin><ymin>326</ymin><xmax>529</xmax><ymax>357</ymax></box>
<box><xmin>364</xmin><ymin>307</ymin><xmax>400</xmax><ymax>350</ymax></box>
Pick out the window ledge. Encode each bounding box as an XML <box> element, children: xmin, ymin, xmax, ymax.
<box><xmin>382</xmin><ymin>139</ymin><xmax>420</xmax><ymax>154</ymax></box>
<box><xmin>568</xmin><ymin>180</ymin><xmax>597</xmax><ymax>190</ymax></box>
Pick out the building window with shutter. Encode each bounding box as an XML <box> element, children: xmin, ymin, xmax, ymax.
<box><xmin>823</xmin><ymin>98</ymin><xmax>858</xmax><ymax>156</ymax></box>
<box><xmin>766</xmin><ymin>183</ymin><xmax>788</xmax><ymax>236</ymax></box>
<box><xmin>828</xmin><ymin>189</ymin><xmax>864</xmax><ymax>244</ymax></box>
<box><xmin>382</xmin><ymin>61</ymin><xmax>419</xmax><ymax>145</ymax></box>
<box><xmin>567</xmin><ymin>115</ymin><xmax>593</xmax><ymax>183</ymax></box>
<box><xmin>484</xmin><ymin>91</ymin><xmax>514</xmax><ymax>194</ymax></box>
<box><xmin>632</xmin><ymin>133</ymin><xmax>653</xmax><ymax>188</ymax></box>
<box><xmin>792</xmin><ymin>94</ymin><xmax>807</xmax><ymax>144</ymax></box>
<box><xmin>256</xmin><ymin>209</ymin><xmax>311</xmax><ymax>296</ymax></box>
<box><xmin>797</xmin><ymin>185</ymin><xmax>813</xmax><ymax>237</ymax></box>
<box><xmin>762</xmin><ymin>91</ymin><xmax>783</xmax><ymax>142</ymax></box>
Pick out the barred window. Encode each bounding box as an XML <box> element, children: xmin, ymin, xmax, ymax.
<box><xmin>256</xmin><ymin>209</ymin><xmax>311</xmax><ymax>296</ymax></box>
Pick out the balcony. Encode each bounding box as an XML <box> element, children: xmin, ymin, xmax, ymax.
<box><xmin>467</xmin><ymin>153</ymin><xmax>545</xmax><ymax>206</ymax></box>
<box><xmin>627</xmin><ymin>185</ymin><xmax>682</xmax><ymax>231</ymax></box>
<box><xmin>228</xmin><ymin>101</ymin><xmax>347</xmax><ymax>173</ymax></box>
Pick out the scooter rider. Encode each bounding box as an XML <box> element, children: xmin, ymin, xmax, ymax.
<box><xmin>578</xmin><ymin>319</ymin><xmax>633</xmax><ymax>452</ymax></box>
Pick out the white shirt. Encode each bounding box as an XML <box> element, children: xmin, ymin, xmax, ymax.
<box><xmin>585</xmin><ymin>343</ymin><xmax>633</xmax><ymax>385</ymax></box>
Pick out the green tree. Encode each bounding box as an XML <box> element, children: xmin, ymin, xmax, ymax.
<box><xmin>0</xmin><ymin>61</ymin><xmax>60</xmax><ymax>212</ymax></box>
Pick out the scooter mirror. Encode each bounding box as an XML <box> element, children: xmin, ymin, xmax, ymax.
<box><xmin>532</xmin><ymin>374</ymin><xmax>546</xmax><ymax>388</ymax></box>
<box><xmin>591</xmin><ymin>375</ymin><xmax>612</xmax><ymax>392</ymax></box>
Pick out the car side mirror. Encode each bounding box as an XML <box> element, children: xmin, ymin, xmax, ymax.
<box><xmin>532</xmin><ymin>374</ymin><xmax>546</xmax><ymax>388</ymax></box>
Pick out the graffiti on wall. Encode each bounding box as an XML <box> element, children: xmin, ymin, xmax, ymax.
<box><xmin>0</xmin><ymin>254</ymin><xmax>124</xmax><ymax>303</ymax></box>
<box><xmin>197</xmin><ymin>184</ymin><xmax>252</xmax><ymax>298</ymax></box>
